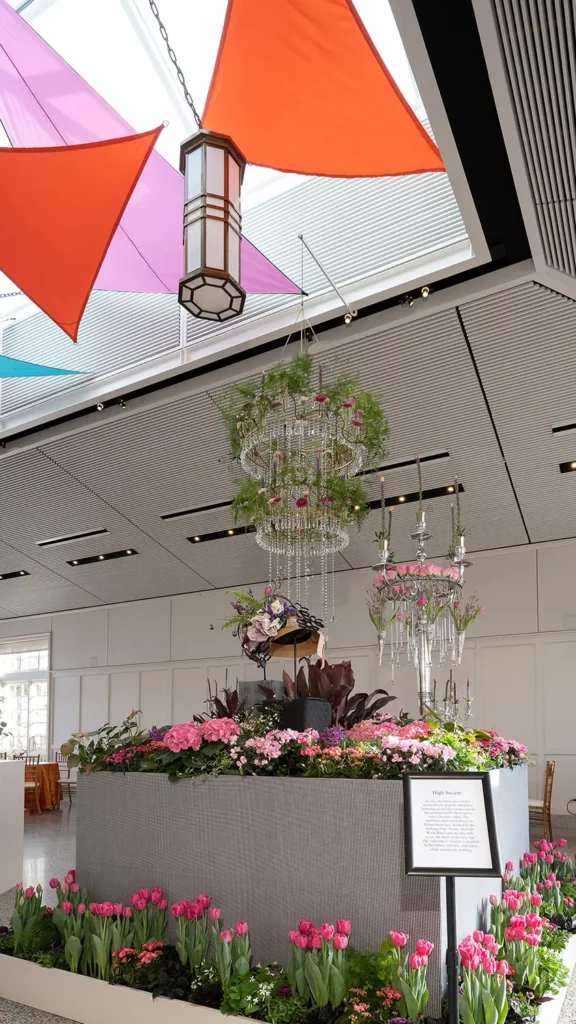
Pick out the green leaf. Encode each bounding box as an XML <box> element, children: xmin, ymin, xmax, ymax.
<box><xmin>329</xmin><ymin>964</ymin><xmax>345</xmax><ymax>1009</ymax></box>
<box><xmin>481</xmin><ymin>986</ymin><xmax>498</xmax><ymax>1024</ymax></box>
<box><xmin>398</xmin><ymin>978</ymin><xmax>420</xmax><ymax>1021</ymax></box>
<box><xmin>65</xmin><ymin>935</ymin><xmax>82</xmax><ymax>973</ymax></box>
<box><xmin>90</xmin><ymin>933</ymin><xmax>107</xmax><ymax>973</ymax></box>
<box><xmin>234</xmin><ymin>955</ymin><xmax>250</xmax><ymax>977</ymax></box>
<box><xmin>304</xmin><ymin>956</ymin><xmax>329</xmax><ymax>1008</ymax></box>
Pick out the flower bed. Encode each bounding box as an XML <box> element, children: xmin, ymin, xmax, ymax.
<box><xmin>63</xmin><ymin>711</ymin><xmax>527</xmax><ymax>783</ymax></box>
<box><xmin>1</xmin><ymin>840</ymin><xmax>575</xmax><ymax>1024</ymax></box>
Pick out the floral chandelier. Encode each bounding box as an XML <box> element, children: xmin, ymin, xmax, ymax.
<box><xmin>220</xmin><ymin>352</ymin><xmax>389</xmax><ymax>630</ymax></box>
<box><xmin>370</xmin><ymin>465</ymin><xmax>482</xmax><ymax>715</ymax></box>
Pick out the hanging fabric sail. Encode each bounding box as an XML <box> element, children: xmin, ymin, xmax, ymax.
<box><xmin>0</xmin><ymin>356</ymin><xmax>81</xmax><ymax>377</ymax></box>
<box><xmin>0</xmin><ymin>129</ymin><xmax>163</xmax><ymax>341</ymax></box>
<box><xmin>203</xmin><ymin>0</ymin><xmax>445</xmax><ymax>177</ymax></box>
<box><xmin>0</xmin><ymin>0</ymin><xmax>299</xmax><ymax>298</ymax></box>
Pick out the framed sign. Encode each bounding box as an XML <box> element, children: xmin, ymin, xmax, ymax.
<box><xmin>403</xmin><ymin>772</ymin><xmax>501</xmax><ymax>877</ymax></box>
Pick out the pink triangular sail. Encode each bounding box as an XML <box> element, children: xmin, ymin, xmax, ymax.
<box><xmin>0</xmin><ymin>0</ymin><xmax>299</xmax><ymax>297</ymax></box>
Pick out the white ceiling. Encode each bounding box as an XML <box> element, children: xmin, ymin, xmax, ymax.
<box><xmin>0</xmin><ymin>273</ymin><xmax>572</xmax><ymax>618</ymax></box>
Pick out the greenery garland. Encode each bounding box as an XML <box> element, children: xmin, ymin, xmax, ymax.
<box><xmin>219</xmin><ymin>353</ymin><xmax>389</xmax><ymax>530</ymax></box>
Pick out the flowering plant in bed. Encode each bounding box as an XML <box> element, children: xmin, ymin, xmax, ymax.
<box><xmin>64</xmin><ymin>711</ymin><xmax>529</xmax><ymax>782</ymax></box>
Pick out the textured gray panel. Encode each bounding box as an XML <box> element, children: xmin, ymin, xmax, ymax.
<box><xmin>493</xmin><ymin>0</ymin><xmax>576</xmax><ymax>277</ymax></box>
<box><xmin>76</xmin><ymin>770</ymin><xmax>529</xmax><ymax>1015</ymax></box>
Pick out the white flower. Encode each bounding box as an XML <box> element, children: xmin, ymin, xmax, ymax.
<box><xmin>270</xmin><ymin>599</ymin><xmax>284</xmax><ymax>614</ymax></box>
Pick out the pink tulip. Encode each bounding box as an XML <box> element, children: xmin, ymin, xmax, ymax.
<box><xmin>24</xmin><ymin>886</ymin><xmax>34</xmax><ymax>899</ymax></box>
<box><xmin>484</xmin><ymin>957</ymin><xmax>496</xmax><ymax>974</ymax></box>
<box><xmin>496</xmin><ymin>960</ymin><xmax>510</xmax><ymax>976</ymax></box>
<box><xmin>151</xmin><ymin>888</ymin><xmax>163</xmax><ymax>905</ymax></box>
<box><xmin>77</xmin><ymin>903</ymin><xmax>86</xmax><ymax>915</ymax></box>
<box><xmin>409</xmin><ymin>954</ymin><xmax>424</xmax><ymax>970</ymax></box>
<box><xmin>89</xmin><ymin>903</ymin><xmax>101</xmax><ymax>915</ymax></box>
<box><xmin>526</xmin><ymin>934</ymin><xmax>540</xmax><ymax>947</ymax></box>
<box><xmin>558</xmin><ymin>838</ymin><xmax>568</xmax><ymax>847</ymax></box>
<box><xmin>502</xmin><ymin>873</ymin><xmax>511</xmax><ymax>883</ymax></box>
<box><xmin>506</xmin><ymin>861</ymin><xmax>514</xmax><ymax>871</ymax></box>
<box><xmin>219</xmin><ymin>929</ymin><xmax>233</xmax><ymax>943</ymax></box>
<box><xmin>62</xmin><ymin>882</ymin><xmax>69</xmax><ymax>894</ymax></box>
<box><xmin>390</xmin><ymin>931</ymin><xmax>409</xmax><ymax>947</ymax></box>
<box><xmin>16</xmin><ymin>883</ymin><xmax>23</xmax><ymax>892</ymax></box>
<box><xmin>415</xmin><ymin>939</ymin><xmax>434</xmax><ymax>956</ymax></box>
<box><xmin>158</xmin><ymin>900</ymin><xmax>167</xmax><ymax>911</ymax></box>
<box><xmin>101</xmin><ymin>902</ymin><xmax>114</xmax><ymax>917</ymax></box>
<box><xmin>333</xmin><ymin>933</ymin><xmax>348</xmax><ymax>950</ymax></box>
<box><xmin>113</xmin><ymin>903</ymin><xmax>123</xmax><ymax>915</ymax></box>
<box><xmin>537</xmin><ymin>883</ymin><xmax>544</xmax><ymax>892</ymax></box>
<box><xmin>210</xmin><ymin>907</ymin><xmax>221</xmax><ymax>921</ymax></box>
<box><xmin>139</xmin><ymin>888</ymin><xmax>151</xmax><ymax>902</ymax></box>
<box><xmin>70</xmin><ymin>883</ymin><xmax>80</xmax><ymax>894</ymax></box>
<box><xmin>172</xmin><ymin>904</ymin><xmax>185</xmax><ymax>918</ymax></box>
<box><xmin>489</xmin><ymin>895</ymin><xmax>498</xmax><ymax>906</ymax></box>
<box><xmin>61</xmin><ymin>901</ymin><xmax>73</xmax><ymax>915</ymax></box>
<box><xmin>472</xmin><ymin>931</ymin><xmax>484</xmax><ymax>943</ymax></box>
<box><xmin>545</xmin><ymin>855</ymin><xmax>554</xmax><ymax>864</ymax></box>
<box><xmin>288</xmin><ymin>929</ymin><xmax>299</xmax><ymax>943</ymax></box>
<box><xmin>197</xmin><ymin>894</ymin><xmax>211</xmax><ymax>909</ymax></box>
<box><xmin>294</xmin><ymin>934</ymin><xmax>308</xmax><ymax>950</ymax></box>
<box><xmin>310</xmin><ymin>933</ymin><xmax>322</xmax><ymax>949</ymax></box>
<box><xmin>544</xmin><ymin>880</ymin><xmax>553</xmax><ymax>890</ymax></box>
<box><xmin>320</xmin><ymin>923</ymin><xmax>335</xmax><ymax>941</ymax></box>
<box><xmin>531</xmin><ymin>894</ymin><xmax>542</xmax><ymax>906</ymax></box>
<box><xmin>336</xmin><ymin>919</ymin><xmax>352</xmax><ymax>935</ymax></box>
<box><xmin>133</xmin><ymin>896</ymin><xmax>147</xmax><ymax>911</ymax></box>
<box><xmin>235</xmin><ymin>921</ymin><xmax>249</xmax><ymax>936</ymax></box>
<box><xmin>122</xmin><ymin>907</ymin><xmax>133</xmax><ymax>919</ymax></box>
<box><xmin>64</xmin><ymin>870</ymin><xmax>76</xmax><ymax>884</ymax></box>
<box><xmin>299</xmin><ymin>919</ymin><xmax>314</xmax><ymax>935</ymax></box>
<box><xmin>49</xmin><ymin>878</ymin><xmax>60</xmax><ymax>889</ymax></box>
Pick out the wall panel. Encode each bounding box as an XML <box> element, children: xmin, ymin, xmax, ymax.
<box><xmin>80</xmin><ymin>673</ymin><xmax>109</xmax><ymax>733</ymax></box>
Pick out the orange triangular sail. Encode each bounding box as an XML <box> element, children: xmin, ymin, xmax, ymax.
<box><xmin>0</xmin><ymin>127</ymin><xmax>162</xmax><ymax>340</ymax></box>
<box><xmin>203</xmin><ymin>0</ymin><xmax>444</xmax><ymax>177</ymax></box>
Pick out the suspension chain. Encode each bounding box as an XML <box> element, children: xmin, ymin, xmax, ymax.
<box><xmin>148</xmin><ymin>0</ymin><xmax>202</xmax><ymax>128</ymax></box>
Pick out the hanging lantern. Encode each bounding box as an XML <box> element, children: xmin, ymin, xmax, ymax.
<box><xmin>178</xmin><ymin>129</ymin><xmax>246</xmax><ymax>322</ymax></box>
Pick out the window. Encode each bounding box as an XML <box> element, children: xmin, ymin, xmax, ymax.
<box><xmin>0</xmin><ymin>636</ymin><xmax>49</xmax><ymax>759</ymax></box>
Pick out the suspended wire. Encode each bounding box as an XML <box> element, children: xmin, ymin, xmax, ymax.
<box><xmin>147</xmin><ymin>0</ymin><xmax>202</xmax><ymax>128</ymax></box>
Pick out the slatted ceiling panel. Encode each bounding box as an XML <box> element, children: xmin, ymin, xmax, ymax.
<box><xmin>0</xmin><ymin>580</ymin><xmax>101</xmax><ymax>617</ymax></box>
<box><xmin>493</xmin><ymin>0</ymin><xmax>576</xmax><ymax>277</ymax></box>
<box><xmin>185</xmin><ymin>171</ymin><xmax>467</xmax><ymax>346</ymax></box>
<box><xmin>66</xmin><ymin>546</ymin><xmax>209</xmax><ymax>604</ymax></box>
<box><xmin>1</xmin><ymin>293</ymin><xmax>180</xmax><ymax>413</ymax></box>
<box><xmin>460</xmin><ymin>280</ymin><xmax>576</xmax><ymax>542</ymax></box>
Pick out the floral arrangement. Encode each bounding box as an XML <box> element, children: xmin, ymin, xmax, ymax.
<box><xmin>64</xmin><ymin>713</ymin><xmax>528</xmax><ymax>783</ymax></box>
<box><xmin>221</xmin><ymin>587</ymin><xmax>322</xmax><ymax>667</ymax></box>
<box><xmin>2</xmin><ymin>837</ymin><xmax>574</xmax><ymax>1024</ymax></box>
<box><xmin>218</xmin><ymin>352</ymin><xmax>389</xmax><ymax>531</ymax></box>
<box><xmin>449</xmin><ymin>594</ymin><xmax>484</xmax><ymax>632</ymax></box>
<box><xmin>379</xmin><ymin>563</ymin><xmax>461</xmax><ymax>583</ymax></box>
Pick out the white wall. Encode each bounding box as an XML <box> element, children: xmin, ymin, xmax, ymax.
<box><xmin>1</xmin><ymin>539</ymin><xmax>575</xmax><ymax>814</ymax></box>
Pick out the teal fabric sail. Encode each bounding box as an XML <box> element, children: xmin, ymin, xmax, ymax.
<box><xmin>0</xmin><ymin>355</ymin><xmax>81</xmax><ymax>376</ymax></box>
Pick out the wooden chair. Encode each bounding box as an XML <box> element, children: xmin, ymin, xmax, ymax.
<box><xmin>23</xmin><ymin>754</ymin><xmax>41</xmax><ymax>814</ymax></box>
<box><xmin>0</xmin><ymin>752</ymin><xmax>7</xmax><ymax>759</ymax></box>
<box><xmin>529</xmin><ymin>760</ymin><xmax>555</xmax><ymax>841</ymax></box>
<box><xmin>55</xmin><ymin>751</ymin><xmax>77</xmax><ymax>805</ymax></box>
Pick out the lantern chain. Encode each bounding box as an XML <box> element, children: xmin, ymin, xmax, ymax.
<box><xmin>147</xmin><ymin>0</ymin><xmax>202</xmax><ymax>128</ymax></box>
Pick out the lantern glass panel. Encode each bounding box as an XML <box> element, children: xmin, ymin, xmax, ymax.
<box><xmin>205</xmin><ymin>217</ymin><xmax>225</xmax><ymax>270</ymax></box>
<box><xmin>206</xmin><ymin>144</ymin><xmax>225</xmax><ymax>196</ymax></box>
<box><xmin>228</xmin><ymin>154</ymin><xmax>240</xmax><ymax>208</ymax></box>
<box><xmin>228</xmin><ymin>228</ymin><xmax>240</xmax><ymax>280</ymax></box>
<box><xmin>185</xmin><ymin>147</ymin><xmax>202</xmax><ymax>200</ymax></box>
<box><xmin>185</xmin><ymin>220</ymin><xmax>201</xmax><ymax>274</ymax></box>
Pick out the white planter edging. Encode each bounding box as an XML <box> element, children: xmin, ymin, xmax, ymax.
<box><xmin>0</xmin><ymin>954</ymin><xmax>246</xmax><ymax>1024</ymax></box>
<box><xmin>537</xmin><ymin>934</ymin><xmax>576</xmax><ymax>1024</ymax></box>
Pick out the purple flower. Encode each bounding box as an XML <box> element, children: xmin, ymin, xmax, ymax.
<box><xmin>319</xmin><ymin>726</ymin><xmax>346</xmax><ymax>747</ymax></box>
<box><xmin>149</xmin><ymin>725</ymin><xmax>169</xmax><ymax>742</ymax></box>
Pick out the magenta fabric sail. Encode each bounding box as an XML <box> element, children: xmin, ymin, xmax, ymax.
<box><xmin>0</xmin><ymin>0</ymin><xmax>299</xmax><ymax>297</ymax></box>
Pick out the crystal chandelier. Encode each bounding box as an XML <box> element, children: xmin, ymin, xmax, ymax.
<box><xmin>222</xmin><ymin>353</ymin><xmax>389</xmax><ymax>635</ymax></box>
<box><xmin>372</xmin><ymin>465</ymin><xmax>474</xmax><ymax>716</ymax></box>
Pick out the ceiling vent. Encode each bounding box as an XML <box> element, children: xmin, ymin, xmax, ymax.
<box><xmin>37</xmin><ymin>528</ymin><xmax>109</xmax><ymax>548</ymax></box>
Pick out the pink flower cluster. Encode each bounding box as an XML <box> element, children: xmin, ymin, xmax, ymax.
<box><xmin>504</xmin><ymin>913</ymin><xmax>543</xmax><ymax>946</ymax></box>
<box><xmin>480</xmin><ymin>730</ymin><xmax>527</xmax><ymax>760</ymax></box>
<box><xmin>288</xmin><ymin>917</ymin><xmax>351</xmax><ymax>950</ymax></box>
<box><xmin>384</xmin><ymin>563</ymin><xmax>460</xmax><ymax>581</ymax></box>
<box><xmin>348</xmin><ymin>720</ymin><xmax>431</xmax><ymax>742</ymax></box>
<box><xmin>129</xmin><ymin>887</ymin><xmax>167</xmax><ymax>912</ymax></box>
<box><xmin>112</xmin><ymin>940</ymin><xmax>164</xmax><ymax>969</ymax></box>
<box><xmin>458</xmin><ymin>934</ymin><xmax>511</xmax><ymax>975</ymax></box>
<box><xmin>379</xmin><ymin>735</ymin><xmax>456</xmax><ymax>766</ymax></box>
<box><xmin>163</xmin><ymin>718</ymin><xmax>240</xmax><ymax>753</ymax></box>
<box><xmin>171</xmin><ymin>893</ymin><xmax>211</xmax><ymax>919</ymax></box>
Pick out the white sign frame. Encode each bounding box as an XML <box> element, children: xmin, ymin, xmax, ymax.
<box><xmin>403</xmin><ymin>772</ymin><xmax>501</xmax><ymax>876</ymax></box>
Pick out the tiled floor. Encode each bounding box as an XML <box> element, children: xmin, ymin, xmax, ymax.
<box><xmin>0</xmin><ymin>810</ymin><xmax>575</xmax><ymax>1023</ymax></box>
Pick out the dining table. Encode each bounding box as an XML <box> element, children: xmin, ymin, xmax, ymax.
<box><xmin>24</xmin><ymin>760</ymin><xmax>61</xmax><ymax>812</ymax></box>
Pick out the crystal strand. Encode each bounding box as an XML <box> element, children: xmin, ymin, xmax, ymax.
<box><xmin>330</xmin><ymin>551</ymin><xmax>336</xmax><ymax>623</ymax></box>
<box><xmin>269</xmin><ymin>548</ymin><xmax>273</xmax><ymax>590</ymax></box>
<box><xmin>304</xmin><ymin>553</ymin><xmax>310</xmax><ymax>609</ymax></box>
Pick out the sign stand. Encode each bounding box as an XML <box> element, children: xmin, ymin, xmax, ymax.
<box><xmin>403</xmin><ymin>772</ymin><xmax>502</xmax><ymax>1024</ymax></box>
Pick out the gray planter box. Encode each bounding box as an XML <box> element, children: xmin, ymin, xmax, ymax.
<box><xmin>77</xmin><ymin>767</ymin><xmax>528</xmax><ymax>1015</ymax></box>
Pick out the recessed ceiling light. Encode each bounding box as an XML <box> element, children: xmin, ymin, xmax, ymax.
<box><xmin>19</xmin><ymin>571</ymin><xmax>25</xmax><ymax>576</ymax></box>
<box><xmin>72</xmin><ymin>561</ymin><xmax>78</xmax><ymax>566</ymax></box>
<box><xmin>571</xmin><ymin>462</ymin><xmax>576</xmax><ymax>470</ymax></box>
<box><xmin>98</xmin><ymin>555</ymin><xmax>104</xmax><ymax>560</ymax></box>
<box><xmin>193</xmin><ymin>536</ymin><xmax>200</xmax><ymax>542</ymax></box>
<box><xmin>227</xmin><ymin>529</ymin><xmax>234</xmax><ymax>535</ymax></box>
<box><xmin>398</xmin><ymin>495</ymin><xmax>406</xmax><ymax>502</ymax></box>
<box><xmin>126</xmin><ymin>550</ymin><xmax>132</xmax><ymax>555</ymax></box>
<box><xmin>447</xmin><ymin>485</ymin><xmax>454</xmax><ymax>493</ymax></box>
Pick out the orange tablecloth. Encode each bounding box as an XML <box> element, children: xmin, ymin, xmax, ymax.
<box><xmin>24</xmin><ymin>761</ymin><xmax>61</xmax><ymax>812</ymax></box>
